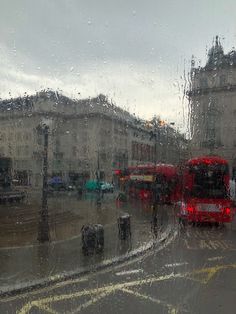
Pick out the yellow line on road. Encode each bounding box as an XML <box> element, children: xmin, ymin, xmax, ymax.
<box><xmin>33</xmin><ymin>303</ymin><xmax>58</xmax><ymax>314</ymax></box>
<box><xmin>187</xmin><ymin>263</ymin><xmax>236</xmax><ymax>284</ymax></box>
<box><xmin>71</xmin><ymin>290</ymin><xmax>114</xmax><ymax>314</ymax></box>
<box><xmin>17</xmin><ymin>263</ymin><xmax>236</xmax><ymax>314</ymax></box>
<box><xmin>17</xmin><ymin>273</ymin><xmax>184</xmax><ymax>314</ymax></box>
<box><xmin>121</xmin><ymin>288</ymin><xmax>179</xmax><ymax>314</ymax></box>
<box><xmin>1</xmin><ymin>277</ymin><xmax>88</xmax><ymax>303</ymax></box>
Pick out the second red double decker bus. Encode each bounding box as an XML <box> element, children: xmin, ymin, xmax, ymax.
<box><xmin>125</xmin><ymin>163</ymin><xmax>179</xmax><ymax>203</ymax></box>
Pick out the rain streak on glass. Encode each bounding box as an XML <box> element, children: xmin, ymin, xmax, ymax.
<box><xmin>0</xmin><ymin>1</ymin><xmax>236</xmax><ymax>314</ymax></box>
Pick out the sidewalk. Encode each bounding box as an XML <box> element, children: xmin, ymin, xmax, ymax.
<box><xmin>0</xmin><ymin>192</ymin><xmax>121</xmax><ymax>247</ymax></box>
<box><xmin>0</xmin><ymin>194</ymin><xmax>174</xmax><ymax>295</ymax></box>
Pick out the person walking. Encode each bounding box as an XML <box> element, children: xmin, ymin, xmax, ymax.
<box><xmin>151</xmin><ymin>175</ymin><xmax>163</xmax><ymax>236</ymax></box>
<box><xmin>230</xmin><ymin>178</ymin><xmax>236</xmax><ymax>201</ymax></box>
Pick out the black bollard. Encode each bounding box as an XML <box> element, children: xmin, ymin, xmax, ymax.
<box><xmin>81</xmin><ymin>224</ymin><xmax>104</xmax><ymax>255</ymax></box>
<box><xmin>118</xmin><ymin>214</ymin><xmax>131</xmax><ymax>240</ymax></box>
<box><xmin>94</xmin><ymin>224</ymin><xmax>104</xmax><ymax>253</ymax></box>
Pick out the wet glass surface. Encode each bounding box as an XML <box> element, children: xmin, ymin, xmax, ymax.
<box><xmin>1</xmin><ymin>1</ymin><xmax>236</xmax><ymax>313</ymax></box>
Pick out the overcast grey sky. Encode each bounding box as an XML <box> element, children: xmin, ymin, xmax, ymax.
<box><xmin>1</xmin><ymin>0</ymin><xmax>236</xmax><ymax>130</ymax></box>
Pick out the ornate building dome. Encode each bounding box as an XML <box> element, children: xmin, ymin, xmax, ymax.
<box><xmin>206</xmin><ymin>36</ymin><xmax>224</xmax><ymax>68</ymax></box>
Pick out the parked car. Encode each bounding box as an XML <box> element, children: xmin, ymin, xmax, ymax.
<box><xmin>48</xmin><ymin>176</ymin><xmax>74</xmax><ymax>193</ymax></box>
<box><xmin>85</xmin><ymin>180</ymin><xmax>114</xmax><ymax>193</ymax></box>
<box><xmin>85</xmin><ymin>180</ymin><xmax>100</xmax><ymax>192</ymax></box>
<box><xmin>100</xmin><ymin>182</ymin><xmax>114</xmax><ymax>193</ymax></box>
<box><xmin>48</xmin><ymin>182</ymin><xmax>68</xmax><ymax>192</ymax></box>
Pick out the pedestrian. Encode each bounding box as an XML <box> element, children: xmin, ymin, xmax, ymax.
<box><xmin>77</xmin><ymin>184</ymin><xmax>83</xmax><ymax>199</ymax></box>
<box><xmin>151</xmin><ymin>176</ymin><xmax>162</xmax><ymax>236</ymax></box>
<box><xmin>230</xmin><ymin>178</ymin><xmax>236</xmax><ymax>201</ymax></box>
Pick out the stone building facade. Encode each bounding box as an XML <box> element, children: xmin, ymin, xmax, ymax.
<box><xmin>189</xmin><ymin>37</ymin><xmax>236</xmax><ymax>176</ymax></box>
<box><xmin>0</xmin><ymin>91</ymin><xmax>188</xmax><ymax>187</ymax></box>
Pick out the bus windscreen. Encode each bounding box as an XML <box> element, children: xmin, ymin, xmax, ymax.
<box><xmin>188</xmin><ymin>164</ymin><xmax>229</xmax><ymax>199</ymax></box>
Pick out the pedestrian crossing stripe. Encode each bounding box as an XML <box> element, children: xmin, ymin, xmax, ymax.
<box><xmin>186</xmin><ymin>230</ymin><xmax>225</xmax><ymax>239</ymax></box>
<box><xmin>184</xmin><ymin>239</ymin><xmax>235</xmax><ymax>250</ymax></box>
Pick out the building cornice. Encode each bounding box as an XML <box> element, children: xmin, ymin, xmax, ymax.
<box><xmin>187</xmin><ymin>84</ymin><xmax>236</xmax><ymax>97</ymax></box>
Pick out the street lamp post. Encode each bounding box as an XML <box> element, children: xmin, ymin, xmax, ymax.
<box><xmin>149</xmin><ymin>116</ymin><xmax>162</xmax><ymax>165</ymax></box>
<box><xmin>38</xmin><ymin>121</ymin><xmax>51</xmax><ymax>243</ymax></box>
<box><xmin>155</xmin><ymin>128</ymin><xmax>160</xmax><ymax>165</ymax></box>
<box><xmin>96</xmin><ymin>150</ymin><xmax>101</xmax><ymax>206</ymax></box>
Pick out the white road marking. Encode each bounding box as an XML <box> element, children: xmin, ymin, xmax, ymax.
<box><xmin>185</xmin><ymin>238</ymin><xmax>236</xmax><ymax>250</ymax></box>
<box><xmin>121</xmin><ymin>288</ymin><xmax>179</xmax><ymax>314</ymax></box>
<box><xmin>164</xmin><ymin>262</ymin><xmax>189</xmax><ymax>268</ymax></box>
<box><xmin>115</xmin><ymin>269</ymin><xmax>144</xmax><ymax>276</ymax></box>
<box><xmin>207</xmin><ymin>256</ymin><xmax>224</xmax><ymax>261</ymax></box>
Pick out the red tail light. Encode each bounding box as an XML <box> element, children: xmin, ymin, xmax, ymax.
<box><xmin>187</xmin><ymin>205</ymin><xmax>194</xmax><ymax>213</ymax></box>
<box><xmin>224</xmin><ymin>207</ymin><xmax>231</xmax><ymax>215</ymax></box>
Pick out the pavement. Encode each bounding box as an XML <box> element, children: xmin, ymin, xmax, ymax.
<box><xmin>0</xmin><ymin>191</ymin><xmax>174</xmax><ymax>296</ymax></box>
<box><xmin>0</xmin><ymin>191</ymin><xmax>118</xmax><ymax>247</ymax></box>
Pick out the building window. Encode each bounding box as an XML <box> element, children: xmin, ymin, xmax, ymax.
<box><xmin>16</xmin><ymin>146</ymin><xmax>21</xmax><ymax>156</ymax></box>
<box><xmin>55</xmin><ymin>139</ymin><xmax>60</xmax><ymax>151</ymax></box>
<box><xmin>0</xmin><ymin>133</ymin><xmax>6</xmax><ymax>141</ymax></box>
<box><xmin>24</xmin><ymin>145</ymin><xmax>29</xmax><ymax>156</ymax></box>
<box><xmin>16</xmin><ymin>132</ymin><xmax>22</xmax><ymax>141</ymax></box>
<box><xmin>8</xmin><ymin>133</ymin><xmax>13</xmax><ymax>140</ymax></box>
<box><xmin>72</xmin><ymin>133</ymin><xmax>77</xmax><ymax>141</ymax></box>
<box><xmin>220</xmin><ymin>75</ymin><xmax>227</xmax><ymax>86</ymax></box>
<box><xmin>132</xmin><ymin>141</ymin><xmax>135</xmax><ymax>159</ymax></box>
<box><xmin>206</xmin><ymin>128</ymin><xmax>216</xmax><ymax>140</ymax></box>
<box><xmin>132</xmin><ymin>141</ymin><xmax>139</xmax><ymax>160</ymax></box>
<box><xmin>72</xmin><ymin>146</ymin><xmax>77</xmax><ymax>157</ymax></box>
<box><xmin>200</xmin><ymin>78</ymin><xmax>208</xmax><ymax>88</ymax></box>
<box><xmin>83</xmin><ymin>146</ymin><xmax>87</xmax><ymax>155</ymax></box>
<box><xmin>23</xmin><ymin>132</ymin><xmax>30</xmax><ymax>141</ymax></box>
<box><xmin>37</xmin><ymin>135</ymin><xmax>43</xmax><ymax>145</ymax></box>
<box><xmin>100</xmin><ymin>152</ymin><xmax>107</xmax><ymax>162</ymax></box>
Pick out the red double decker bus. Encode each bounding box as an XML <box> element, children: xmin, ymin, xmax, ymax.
<box><xmin>179</xmin><ymin>156</ymin><xmax>234</xmax><ymax>224</ymax></box>
<box><xmin>117</xmin><ymin>163</ymin><xmax>179</xmax><ymax>203</ymax></box>
<box><xmin>128</xmin><ymin>164</ymin><xmax>155</xmax><ymax>201</ymax></box>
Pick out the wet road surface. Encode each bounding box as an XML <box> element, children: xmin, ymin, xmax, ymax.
<box><xmin>1</xmin><ymin>220</ymin><xmax>236</xmax><ymax>313</ymax></box>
